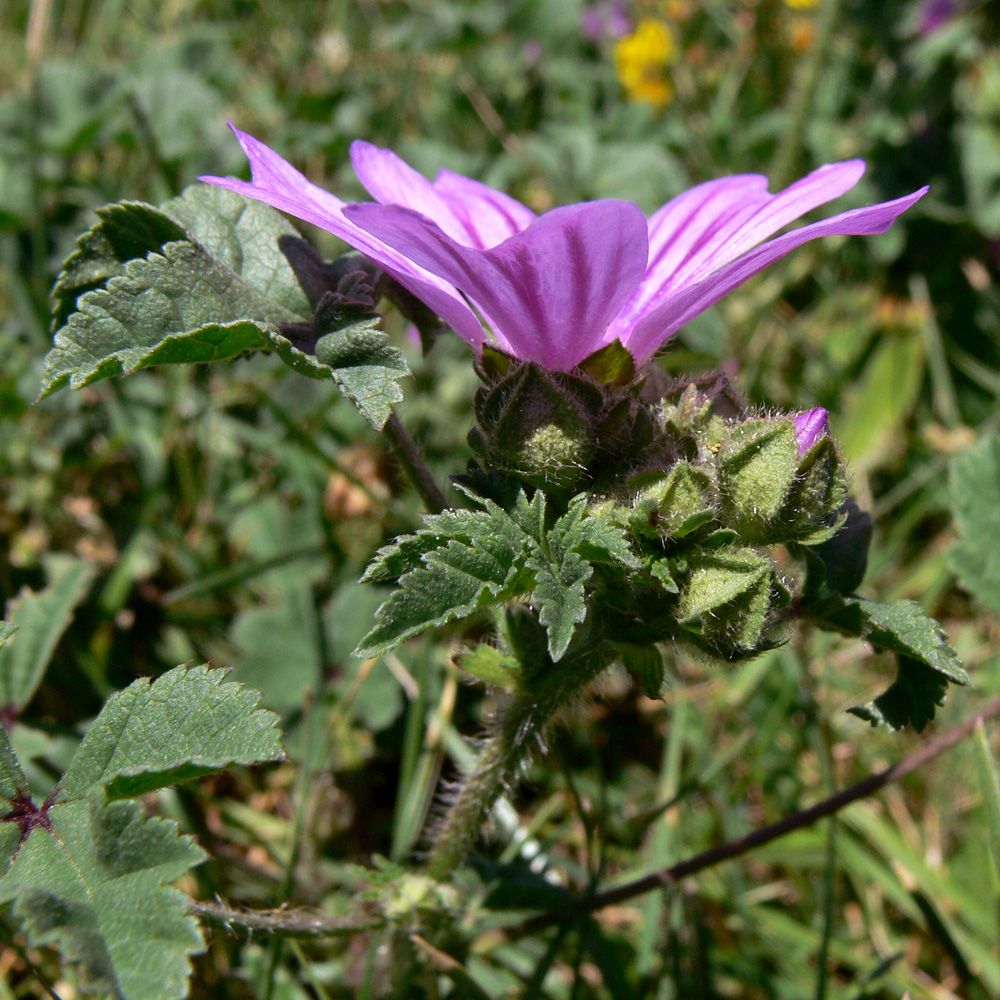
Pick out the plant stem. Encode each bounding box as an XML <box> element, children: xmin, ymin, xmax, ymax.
<box><xmin>383</xmin><ymin>411</ymin><xmax>449</xmax><ymax>513</ymax></box>
<box><xmin>509</xmin><ymin>693</ymin><xmax>1000</xmax><ymax>932</ymax></box>
<box><xmin>191</xmin><ymin>900</ymin><xmax>380</xmax><ymax>939</ymax></box>
<box><xmin>427</xmin><ymin>641</ymin><xmax>611</xmax><ymax>878</ymax></box>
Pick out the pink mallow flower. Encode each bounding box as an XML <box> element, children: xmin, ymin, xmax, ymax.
<box><xmin>200</xmin><ymin>127</ymin><xmax>926</xmax><ymax>372</ymax></box>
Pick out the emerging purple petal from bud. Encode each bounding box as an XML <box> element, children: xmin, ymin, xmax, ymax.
<box><xmin>794</xmin><ymin>407</ymin><xmax>830</xmax><ymax>456</ymax></box>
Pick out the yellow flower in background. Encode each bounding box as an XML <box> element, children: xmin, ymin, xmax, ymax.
<box><xmin>614</xmin><ymin>18</ymin><xmax>676</xmax><ymax>107</ymax></box>
<box><xmin>783</xmin><ymin>0</ymin><xmax>820</xmax><ymax>8</ymax></box>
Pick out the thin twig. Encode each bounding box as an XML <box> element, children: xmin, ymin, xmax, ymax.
<box><xmin>513</xmin><ymin>695</ymin><xmax>1000</xmax><ymax>930</ymax></box>
<box><xmin>383</xmin><ymin>412</ymin><xmax>449</xmax><ymax>513</ymax></box>
<box><xmin>191</xmin><ymin>900</ymin><xmax>380</xmax><ymax>939</ymax></box>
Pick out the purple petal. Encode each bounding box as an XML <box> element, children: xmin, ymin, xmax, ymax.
<box><xmin>346</xmin><ymin>200</ymin><xmax>649</xmax><ymax>370</ymax></box>
<box><xmin>794</xmin><ymin>408</ymin><xmax>829</xmax><ymax>456</ymax></box>
<box><xmin>350</xmin><ymin>141</ymin><xmax>469</xmax><ymax>243</ymax></box>
<box><xmin>200</xmin><ymin>127</ymin><xmax>490</xmax><ymax>350</ymax></box>
<box><xmin>433</xmin><ymin>169</ymin><xmax>536</xmax><ymax>249</ymax></box>
<box><xmin>623</xmin><ymin>187</ymin><xmax>928</xmax><ymax>363</ymax></box>
<box><xmin>351</xmin><ymin>141</ymin><xmax>535</xmax><ymax>250</ymax></box>
<box><xmin>606</xmin><ymin>162</ymin><xmax>866</xmax><ymax>343</ymax></box>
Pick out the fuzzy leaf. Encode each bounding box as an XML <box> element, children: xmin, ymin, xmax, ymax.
<box><xmin>312</xmin><ymin>314</ymin><xmax>410</xmax><ymax>429</ymax></box>
<box><xmin>160</xmin><ymin>185</ymin><xmax>310</xmax><ymax>317</ymax></box>
<box><xmin>59</xmin><ymin>664</ymin><xmax>284</xmax><ymax>801</ymax></box>
<box><xmin>0</xmin><ymin>794</ymin><xmax>205</xmax><ymax>1000</ymax></box>
<box><xmin>527</xmin><ymin>545</ymin><xmax>591</xmax><ymax>660</ymax></box>
<box><xmin>41</xmin><ymin>239</ymin><xmax>291</xmax><ymax>395</ymax></box>
<box><xmin>950</xmin><ymin>434</ymin><xmax>1000</xmax><ymax>616</ymax></box>
<box><xmin>848</xmin><ymin>657</ymin><xmax>951</xmax><ymax>731</ymax></box>
<box><xmin>51</xmin><ymin>201</ymin><xmax>190</xmax><ymax>329</ymax></box>
<box><xmin>0</xmin><ymin>721</ymin><xmax>29</xmax><ymax>806</ymax></box>
<box><xmin>811</xmin><ymin>595</ymin><xmax>967</xmax><ymax>730</ymax></box>
<box><xmin>528</xmin><ymin>497</ymin><xmax>637</xmax><ymax>659</ymax></box>
<box><xmin>0</xmin><ymin>559</ymin><xmax>95</xmax><ymax>715</ymax></box>
<box><xmin>43</xmin><ymin>187</ymin><xmax>410</xmax><ymax>427</ymax></box>
<box><xmin>355</xmin><ymin>533</ymin><xmax>528</xmax><ymax>659</ymax></box>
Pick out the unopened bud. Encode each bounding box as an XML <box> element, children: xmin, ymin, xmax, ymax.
<box><xmin>717</xmin><ymin>418</ymin><xmax>800</xmax><ymax>543</ymax></box>
<box><xmin>628</xmin><ymin>462</ymin><xmax>715</xmax><ymax>539</ymax></box>
<box><xmin>676</xmin><ymin>545</ymin><xmax>787</xmax><ymax>655</ymax></box>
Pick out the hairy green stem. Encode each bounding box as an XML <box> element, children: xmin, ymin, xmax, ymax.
<box><xmin>427</xmin><ymin>641</ymin><xmax>610</xmax><ymax>878</ymax></box>
<box><xmin>384</xmin><ymin>411</ymin><xmax>449</xmax><ymax>514</ymax></box>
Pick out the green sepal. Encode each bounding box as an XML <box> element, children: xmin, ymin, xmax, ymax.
<box><xmin>578</xmin><ymin>339</ymin><xmax>636</xmax><ymax>387</ymax></box>
<box><xmin>481</xmin><ymin>365</ymin><xmax>596</xmax><ymax>493</ymax></box>
<box><xmin>648</xmin><ymin>558</ymin><xmax>680</xmax><ymax>594</ymax></box>
<box><xmin>677</xmin><ymin>546</ymin><xmax>783</xmax><ymax>654</ymax></box>
<box><xmin>628</xmin><ymin>462</ymin><xmax>717</xmax><ymax>540</ymax></box>
<box><xmin>717</xmin><ymin>418</ymin><xmax>800</xmax><ymax>542</ymax></box>
<box><xmin>782</xmin><ymin>436</ymin><xmax>850</xmax><ymax>544</ymax></box>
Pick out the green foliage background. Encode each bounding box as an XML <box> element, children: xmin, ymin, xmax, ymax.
<box><xmin>1</xmin><ymin>0</ymin><xmax>999</xmax><ymax>996</ymax></box>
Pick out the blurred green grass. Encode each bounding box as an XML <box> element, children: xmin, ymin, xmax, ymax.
<box><xmin>1</xmin><ymin>0</ymin><xmax>1000</xmax><ymax>996</ymax></box>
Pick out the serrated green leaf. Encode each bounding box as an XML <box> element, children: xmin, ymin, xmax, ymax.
<box><xmin>312</xmin><ymin>317</ymin><xmax>410</xmax><ymax>429</ymax></box>
<box><xmin>51</xmin><ymin>201</ymin><xmax>190</xmax><ymax>329</ymax></box>
<box><xmin>813</xmin><ymin>594</ymin><xmax>967</xmax><ymax>730</ymax></box>
<box><xmin>41</xmin><ymin>239</ymin><xmax>293</xmax><ymax>396</ymax></box>
<box><xmin>0</xmin><ymin>721</ymin><xmax>29</xmax><ymax>806</ymax></box>
<box><xmin>528</xmin><ymin>545</ymin><xmax>591</xmax><ymax>661</ymax></box>
<box><xmin>0</xmin><ymin>558</ymin><xmax>95</xmax><ymax>714</ymax></box>
<box><xmin>60</xmin><ymin>664</ymin><xmax>284</xmax><ymax>801</ymax></box>
<box><xmin>853</xmin><ymin>599</ymin><xmax>968</xmax><ymax>685</ymax></box>
<box><xmin>526</xmin><ymin>497</ymin><xmax>636</xmax><ymax>660</ymax></box>
<box><xmin>43</xmin><ymin>185</ymin><xmax>311</xmax><ymax>397</ymax></box>
<box><xmin>160</xmin><ymin>185</ymin><xmax>310</xmax><ymax>318</ymax></box>
<box><xmin>950</xmin><ymin>434</ymin><xmax>1000</xmax><ymax>616</ymax></box>
<box><xmin>357</xmin><ymin>494</ymin><xmax>638</xmax><ymax>659</ymax></box>
<box><xmin>848</xmin><ymin>656</ymin><xmax>951</xmax><ymax>732</ymax></box>
<box><xmin>356</xmin><ymin>535</ymin><xmax>527</xmax><ymax>659</ymax></box>
<box><xmin>0</xmin><ymin>795</ymin><xmax>205</xmax><ymax>1000</ymax></box>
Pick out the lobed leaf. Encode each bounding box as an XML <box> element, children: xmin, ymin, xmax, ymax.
<box><xmin>358</xmin><ymin>492</ymin><xmax>639</xmax><ymax>661</ymax></box>
<box><xmin>810</xmin><ymin>594</ymin><xmax>967</xmax><ymax>730</ymax></box>
<box><xmin>42</xmin><ymin>186</ymin><xmax>410</xmax><ymax>427</ymax></box>
<box><xmin>0</xmin><ymin>795</ymin><xmax>205</xmax><ymax>1000</ymax></box>
<box><xmin>59</xmin><ymin>664</ymin><xmax>284</xmax><ymax>801</ymax></box>
<box><xmin>41</xmin><ymin>239</ymin><xmax>289</xmax><ymax>396</ymax></box>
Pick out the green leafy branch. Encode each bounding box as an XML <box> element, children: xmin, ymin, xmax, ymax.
<box><xmin>355</xmin><ymin>489</ymin><xmax>638</xmax><ymax>662</ymax></box>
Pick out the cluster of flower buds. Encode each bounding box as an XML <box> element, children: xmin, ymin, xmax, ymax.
<box><xmin>467</xmin><ymin>350</ymin><xmax>850</xmax><ymax>664</ymax></box>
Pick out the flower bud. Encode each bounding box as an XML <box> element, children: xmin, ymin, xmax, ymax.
<box><xmin>717</xmin><ymin>413</ymin><xmax>848</xmax><ymax>545</ymax></box>
<box><xmin>676</xmin><ymin>545</ymin><xmax>788</xmax><ymax>656</ymax></box>
<box><xmin>717</xmin><ymin>418</ymin><xmax>801</xmax><ymax>543</ymax></box>
<box><xmin>628</xmin><ymin>462</ymin><xmax>715</xmax><ymax>539</ymax></box>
